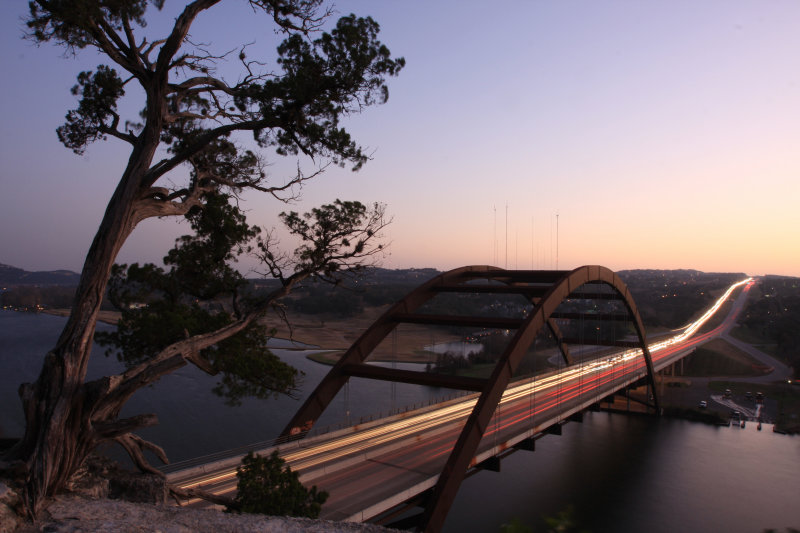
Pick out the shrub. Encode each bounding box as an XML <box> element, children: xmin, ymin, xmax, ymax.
<box><xmin>231</xmin><ymin>451</ymin><xmax>328</xmax><ymax>518</ymax></box>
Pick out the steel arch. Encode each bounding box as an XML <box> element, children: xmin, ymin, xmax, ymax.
<box><xmin>279</xmin><ymin>265</ymin><xmax>658</xmax><ymax>532</ymax></box>
<box><xmin>282</xmin><ymin>265</ymin><xmax>506</xmax><ymax>436</ymax></box>
<box><xmin>420</xmin><ymin>265</ymin><xmax>657</xmax><ymax>532</ymax></box>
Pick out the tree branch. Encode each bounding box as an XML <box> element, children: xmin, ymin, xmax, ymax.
<box><xmin>99</xmin><ymin>115</ymin><xmax>137</xmax><ymax>145</ymax></box>
<box><xmin>170</xmin><ymin>76</ymin><xmax>236</xmax><ymax>95</ymax></box>
<box><xmin>86</xmin><ymin>17</ymin><xmax>144</xmax><ymax>80</ymax></box>
<box><xmin>142</xmin><ymin>39</ymin><xmax>168</xmax><ymax>69</ymax></box>
<box><xmin>120</xmin><ymin>16</ymin><xmax>143</xmax><ymax>71</ymax></box>
<box><xmin>113</xmin><ymin>434</ymin><xmax>168</xmax><ymax>477</ymax></box>
<box><xmin>170</xmin><ymin>485</ymin><xmax>236</xmax><ymax>509</ymax></box>
<box><xmin>248</xmin><ymin>0</ymin><xmax>332</xmax><ymax>34</ymax></box>
<box><xmin>144</xmin><ymin>116</ymin><xmax>282</xmax><ymax>187</ymax></box>
<box><xmin>154</xmin><ymin>0</ymin><xmax>224</xmax><ymax>79</ymax></box>
<box><xmin>94</xmin><ymin>414</ymin><xmax>158</xmax><ymax>439</ymax></box>
<box><xmin>131</xmin><ymin>184</ymin><xmax>210</xmax><ymax>226</ymax></box>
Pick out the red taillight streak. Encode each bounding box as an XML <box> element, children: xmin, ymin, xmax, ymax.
<box><xmin>312</xmin><ymin>317</ymin><xmax>733</xmax><ymax>489</ymax></box>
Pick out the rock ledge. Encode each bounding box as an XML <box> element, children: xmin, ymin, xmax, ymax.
<box><xmin>13</xmin><ymin>496</ymin><xmax>396</xmax><ymax>533</ymax></box>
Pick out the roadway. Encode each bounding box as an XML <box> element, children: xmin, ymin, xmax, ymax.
<box><xmin>167</xmin><ymin>277</ymin><xmax>753</xmax><ymax>522</ymax></box>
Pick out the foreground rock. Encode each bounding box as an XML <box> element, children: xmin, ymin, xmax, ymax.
<box><xmin>14</xmin><ymin>496</ymin><xmax>396</xmax><ymax>533</ymax></box>
<box><xmin>2</xmin><ymin>455</ymin><xmax>396</xmax><ymax>533</ymax></box>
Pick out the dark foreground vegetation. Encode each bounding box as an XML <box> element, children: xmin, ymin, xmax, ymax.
<box><xmin>230</xmin><ymin>451</ymin><xmax>327</xmax><ymax>518</ymax></box>
<box><xmin>735</xmin><ymin>275</ymin><xmax>800</xmax><ymax>374</ymax></box>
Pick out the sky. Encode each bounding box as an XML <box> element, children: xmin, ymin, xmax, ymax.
<box><xmin>1</xmin><ymin>1</ymin><xmax>799</xmax><ymax>278</ymax></box>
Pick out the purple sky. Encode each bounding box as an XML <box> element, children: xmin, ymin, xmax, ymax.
<box><xmin>1</xmin><ymin>1</ymin><xmax>799</xmax><ymax>277</ymax></box>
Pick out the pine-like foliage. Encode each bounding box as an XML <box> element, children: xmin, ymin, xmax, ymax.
<box><xmin>5</xmin><ymin>0</ymin><xmax>403</xmax><ymax>517</ymax></box>
<box><xmin>232</xmin><ymin>451</ymin><xmax>328</xmax><ymax>518</ymax></box>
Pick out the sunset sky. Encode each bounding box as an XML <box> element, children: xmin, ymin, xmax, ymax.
<box><xmin>1</xmin><ymin>1</ymin><xmax>799</xmax><ymax>278</ymax></box>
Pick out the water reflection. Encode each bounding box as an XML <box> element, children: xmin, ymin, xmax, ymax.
<box><xmin>3</xmin><ymin>310</ymin><xmax>798</xmax><ymax>532</ymax></box>
<box><xmin>446</xmin><ymin>413</ymin><xmax>800</xmax><ymax>533</ymax></box>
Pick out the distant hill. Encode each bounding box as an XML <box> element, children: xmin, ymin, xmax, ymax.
<box><xmin>0</xmin><ymin>263</ymin><xmax>81</xmax><ymax>287</ymax></box>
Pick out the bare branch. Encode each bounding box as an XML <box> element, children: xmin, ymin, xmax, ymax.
<box><xmin>131</xmin><ymin>189</ymin><xmax>207</xmax><ymax>225</ymax></box>
<box><xmin>253</xmin><ymin>229</ymin><xmax>291</xmax><ymax>282</ymax></box>
<box><xmin>113</xmin><ymin>434</ymin><xmax>168</xmax><ymax>477</ymax></box>
<box><xmin>171</xmin><ymin>76</ymin><xmax>236</xmax><ymax>95</ymax></box>
<box><xmin>105</xmin><ymin>318</ymin><xmax>257</xmax><ymax>409</ymax></box>
<box><xmin>171</xmin><ymin>485</ymin><xmax>236</xmax><ymax>509</ymax></box>
<box><xmin>120</xmin><ymin>15</ymin><xmax>143</xmax><ymax>71</ymax></box>
<box><xmin>142</xmin><ymin>39</ymin><xmax>168</xmax><ymax>68</ymax></box>
<box><xmin>99</xmin><ymin>110</ymin><xmax>137</xmax><ymax>145</ymax></box>
<box><xmin>154</xmin><ymin>1</ymin><xmax>224</xmax><ymax>78</ymax></box>
<box><xmin>205</xmin><ymin>161</ymin><xmax>326</xmax><ymax>203</ymax></box>
<box><xmin>94</xmin><ymin>414</ymin><xmax>158</xmax><ymax>439</ymax></box>
<box><xmin>88</xmin><ymin>17</ymin><xmax>144</xmax><ymax>79</ymax></box>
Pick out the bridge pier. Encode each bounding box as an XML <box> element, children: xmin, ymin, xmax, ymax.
<box><xmin>514</xmin><ymin>437</ymin><xmax>536</xmax><ymax>452</ymax></box>
<box><xmin>568</xmin><ymin>412</ymin><xmax>584</xmax><ymax>423</ymax></box>
<box><xmin>545</xmin><ymin>423</ymin><xmax>563</xmax><ymax>436</ymax></box>
<box><xmin>477</xmin><ymin>456</ymin><xmax>501</xmax><ymax>472</ymax></box>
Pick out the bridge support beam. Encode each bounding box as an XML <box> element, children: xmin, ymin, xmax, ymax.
<box><xmin>419</xmin><ymin>265</ymin><xmax>658</xmax><ymax>533</ymax></box>
<box><xmin>277</xmin><ymin>265</ymin><xmax>659</xmax><ymax>532</ymax></box>
<box><xmin>280</xmin><ymin>266</ymin><xmax>507</xmax><ymax>439</ymax></box>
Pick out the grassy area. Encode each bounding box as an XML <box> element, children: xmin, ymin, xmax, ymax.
<box><xmin>682</xmin><ymin>338</ymin><xmax>771</xmax><ymax>377</ymax></box>
<box><xmin>729</xmin><ymin>325</ymin><xmax>781</xmax><ymax>358</ymax></box>
<box><xmin>708</xmin><ymin>380</ymin><xmax>767</xmax><ymax>395</ymax></box>
<box><xmin>775</xmin><ymin>383</ymin><xmax>800</xmax><ymax>434</ymax></box>
<box><xmin>450</xmin><ymin>363</ymin><xmax>497</xmax><ymax>379</ymax></box>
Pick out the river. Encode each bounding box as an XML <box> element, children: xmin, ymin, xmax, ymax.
<box><xmin>1</xmin><ymin>310</ymin><xmax>798</xmax><ymax>532</ymax></box>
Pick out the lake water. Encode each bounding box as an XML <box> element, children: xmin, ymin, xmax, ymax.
<box><xmin>1</xmin><ymin>310</ymin><xmax>798</xmax><ymax>532</ymax></box>
<box><xmin>446</xmin><ymin>413</ymin><xmax>799</xmax><ymax>532</ymax></box>
<box><xmin>0</xmin><ymin>310</ymin><xmax>464</xmax><ymax>458</ymax></box>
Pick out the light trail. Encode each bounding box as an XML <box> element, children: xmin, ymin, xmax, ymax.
<box><xmin>174</xmin><ymin>277</ymin><xmax>752</xmax><ymax>504</ymax></box>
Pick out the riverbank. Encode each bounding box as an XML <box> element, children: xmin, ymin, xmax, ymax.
<box><xmin>43</xmin><ymin>306</ymin><xmax>460</xmax><ymax>363</ymax></box>
<box><xmin>43</xmin><ymin>308</ymin><xmax>121</xmax><ymax>326</ymax></box>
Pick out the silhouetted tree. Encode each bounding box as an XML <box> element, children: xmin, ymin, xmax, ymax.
<box><xmin>230</xmin><ymin>451</ymin><xmax>328</xmax><ymax>517</ymax></box>
<box><xmin>2</xmin><ymin>0</ymin><xmax>403</xmax><ymax>516</ymax></box>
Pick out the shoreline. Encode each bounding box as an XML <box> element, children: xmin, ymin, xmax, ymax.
<box><xmin>36</xmin><ymin>307</ymin><xmax>458</xmax><ymax>364</ymax></box>
<box><xmin>41</xmin><ymin>307</ymin><xmax>121</xmax><ymax>326</ymax></box>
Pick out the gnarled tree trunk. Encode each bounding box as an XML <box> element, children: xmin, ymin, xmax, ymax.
<box><xmin>6</xmin><ymin>0</ymin><xmax>402</xmax><ymax>518</ymax></box>
<box><xmin>9</xmin><ymin>132</ymin><xmax>161</xmax><ymax>516</ymax></box>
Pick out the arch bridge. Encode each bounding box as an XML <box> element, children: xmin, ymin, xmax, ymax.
<box><xmin>282</xmin><ymin>265</ymin><xmax>659</xmax><ymax>532</ymax></box>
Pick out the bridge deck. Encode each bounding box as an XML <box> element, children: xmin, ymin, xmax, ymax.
<box><xmin>166</xmin><ymin>277</ymin><xmax>751</xmax><ymax>526</ymax></box>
